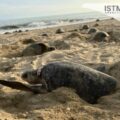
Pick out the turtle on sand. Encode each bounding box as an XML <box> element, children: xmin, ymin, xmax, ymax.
<box><xmin>81</xmin><ymin>25</ymin><xmax>89</xmax><ymax>30</ymax></box>
<box><xmin>22</xmin><ymin>43</ymin><xmax>55</xmax><ymax>56</ymax></box>
<box><xmin>92</xmin><ymin>31</ymin><xmax>109</xmax><ymax>42</ymax></box>
<box><xmin>0</xmin><ymin>61</ymin><xmax>118</xmax><ymax>104</ymax></box>
<box><xmin>56</xmin><ymin>28</ymin><xmax>65</xmax><ymax>34</ymax></box>
<box><xmin>88</xmin><ymin>28</ymin><xmax>98</xmax><ymax>34</ymax></box>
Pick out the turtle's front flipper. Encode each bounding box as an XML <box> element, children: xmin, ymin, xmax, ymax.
<box><xmin>0</xmin><ymin>80</ymin><xmax>47</xmax><ymax>94</ymax></box>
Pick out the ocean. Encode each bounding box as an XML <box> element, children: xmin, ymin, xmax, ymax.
<box><xmin>0</xmin><ymin>12</ymin><xmax>109</xmax><ymax>34</ymax></box>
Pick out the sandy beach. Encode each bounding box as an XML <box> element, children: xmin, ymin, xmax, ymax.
<box><xmin>0</xmin><ymin>18</ymin><xmax>120</xmax><ymax>120</ymax></box>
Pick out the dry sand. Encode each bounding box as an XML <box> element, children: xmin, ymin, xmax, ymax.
<box><xmin>0</xmin><ymin>19</ymin><xmax>120</xmax><ymax>120</ymax></box>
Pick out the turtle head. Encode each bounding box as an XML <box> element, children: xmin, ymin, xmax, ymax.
<box><xmin>21</xmin><ymin>69</ymin><xmax>40</xmax><ymax>84</ymax></box>
<box><xmin>21</xmin><ymin>69</ymin><xmax>49</xmax><ymax>92</ymax></box>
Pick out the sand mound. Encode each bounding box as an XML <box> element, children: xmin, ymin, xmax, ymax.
<box><xmin>0</xmin><ymin>44</ymin><xmax>23</xmax><ymax>58</ymax></box>
<box><xmin>66</xmin><ymin>32</ymin><xmax>85</xmax><ymax>39</ymax></box>
<box><xmin>107</xmin><ymin>61</ymin><xmax>120</xmax><ymax>81</ymax></box>
<box><xmin>93</xmin><ymin>23</ymin><xmax>99</xmax><ymax>27</ymax></box>
<box><xmin>20</xmin><ymin>38</ymin><xmax>35</xmax><ymax>44</ymax></box>
<box><xmin>108</xmin><ymin>31</ymin><xmax>120</xmax><ymax>42</ymax></box>
<box><xmin>49</xmin><ymin>40</ymin><xmax>70</xmax><ymax>50</ymax></box>
<box><xmin>0</xmin><ymin>61</ymin><xmax>14</xmax><ymax>72</ymax></box>
<box><xmin>97</xmin><ymin>92</ymin><xmax>120</xmax><ymax>113</ymax></box>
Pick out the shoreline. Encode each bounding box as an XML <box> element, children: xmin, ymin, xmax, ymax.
<box><xmin>0</xmin><ymin>17</ymin><xmax>110</xmax><ymax>34</ymax></box>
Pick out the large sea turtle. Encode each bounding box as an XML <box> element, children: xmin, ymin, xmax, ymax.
<box><xmin>0</xmin><ymin>61</ymin><xmax>118</xmax><ymax>104</ymax></box>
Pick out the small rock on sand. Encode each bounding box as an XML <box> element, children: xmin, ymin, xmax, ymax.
<box><xmin>21</xmin><ymin>38</ymin><xmax>35</xmax><ymax>44</ymax></box>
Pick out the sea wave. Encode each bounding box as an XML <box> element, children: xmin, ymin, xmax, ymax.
<box><xmin>0</xmin><ymin>19</ymin><xmax>82</xmax><ymax>32</ymax></box>
<box><xmin>27</xmin><ymin>21</ymin><xmax>47</xmax><ymax>27</ymax></box>
<box><xmin>0</xmin><ymin>12</ymin><xmax>109</xmax><ymax>34</ymax></box>
<box><xmin>0</xmin><ymin>25</ymin><xmax>20</xmax><ymax>30</ymax></box>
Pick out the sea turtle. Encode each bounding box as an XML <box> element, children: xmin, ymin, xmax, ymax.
<box><xmin>81</xmin><ymin>25</ymin><xmax>89</xmax><ymax>30</ymax></box>
<box><xmin>56</xmin><ymin>28</ymin><xmax>65</xmax><ymax>34</ymax></box>
<box><xmin>88</xmin><ymin>28</ymin><xmax>98</xmax><ymax>34</ymax></box>
<box><xmin>22</xmin><ymin>43</ymin><xmax>55</xmax><ymax>56</ymax></box>
<box><xmin>92</xmin><ymin>31</ymin><xmax>109</xmax><ymax>42</ymax></box>
<box><xmin>0</xmin><ymin>61</ymin><xmax>118</xmax><ymax>104</ymax></box>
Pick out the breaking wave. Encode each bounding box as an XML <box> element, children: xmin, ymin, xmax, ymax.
<box><xmin>0</xmin><ymin>12</ymin><xmax>109</xmax><ymax>34</ymax></box>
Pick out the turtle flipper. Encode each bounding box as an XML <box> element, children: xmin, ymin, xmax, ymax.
<box><xmin>0</xmin><ymin>80</ymin><xmax>46</xmax><ymax>93</ymax></box>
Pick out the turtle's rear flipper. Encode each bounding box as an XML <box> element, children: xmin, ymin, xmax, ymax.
<box><xmin>0</xmin><ymin>80</ymin><xmax>46</xmax><ymax>93</ymax></box>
